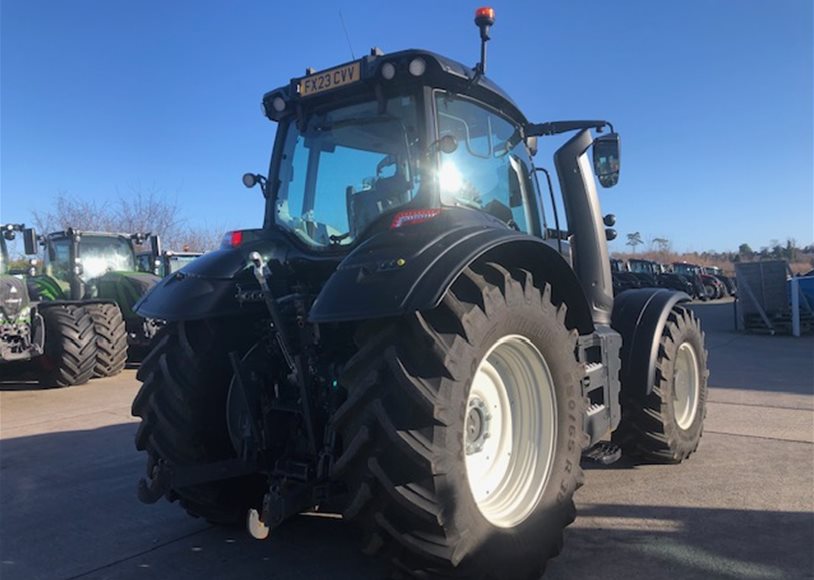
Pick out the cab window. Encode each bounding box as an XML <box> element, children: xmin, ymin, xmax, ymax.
<box><xmin>435</xmin><ymin>92</ymin><xmax>538</xmax><ymax>234</ymax></box>
<box><xmin>275</xmin><ymin>96</ymin><xmax>420</xmax><ymax>247</ymax></box>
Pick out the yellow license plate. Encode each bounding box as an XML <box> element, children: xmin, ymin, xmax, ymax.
<box><xmin>299</xmin><ymin>62</ymin><xmax>361</xmax><ymax>97</ymax></box>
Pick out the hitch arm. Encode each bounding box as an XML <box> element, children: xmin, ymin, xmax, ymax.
<box><xmin>249</xmin><ymin>251</ymin><xmax>296</xmax><ymax>373</ymax></box>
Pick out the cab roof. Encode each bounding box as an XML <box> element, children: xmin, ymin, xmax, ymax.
<box><xmin>262</xmin><ymin>48</ymin><xmax>527</xmax><ymax>126</ymax></box>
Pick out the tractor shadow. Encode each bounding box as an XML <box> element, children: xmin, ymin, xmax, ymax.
<box><xmin>2</xmin><ymin>424</ymin><xmax>810</xmax><ymax>580</ymax></box>
<box><xmin>0</xmin><ymin>424</ymin><xmax>383</xmax><ymax>580</ymax></box>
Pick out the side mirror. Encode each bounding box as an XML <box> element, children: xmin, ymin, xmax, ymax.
<box><xmin>149</xmin><ymin>234</ymin><xmax>162</xmax><ymax>259</ymax></box>
<box><xmin>242</xmin><ymin>173</ymin><xmax>268</xmax><ymax>198</ymax></box>
<box><xmin>242</xmin><ymin>173</ymin><xmax>259</xmax><ymax>188</ymax></box>
<box><xmin>23</xmin><ymin>228</ymin><xmax>37</xmax><ymax>255</ymax></box>
<box><xmin>592</xmin><ymin>133</ymin><xmax>621</xmax><ymax>188</ymax></box>
<box><xmin>428</xmin><ymin>134</ymin><xmax>458</xmax><ymax>156</ymax></box>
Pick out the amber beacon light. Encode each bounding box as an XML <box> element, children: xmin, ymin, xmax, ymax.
<box><xmin>474</xmin><ymin>7</ymin><xmax>496</xmax><ymax>74</ymax></box>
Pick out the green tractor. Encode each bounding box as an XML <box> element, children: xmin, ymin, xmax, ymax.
<box><xmin>0</xmin><ymin>224</ymin><xmax>44</xmax><ymax>366</ymax></box>
<box><xmin>1</xmin><ymin>224</ymin><xmax>125</xmax><ymax>385</ymax></box>
<box><xmin>33</xmin><ymin>229</ymin><xmax>162</xmax><ymax>353</ymax></box>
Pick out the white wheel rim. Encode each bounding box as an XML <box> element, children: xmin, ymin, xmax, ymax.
<box><xmin>464</xmin><ymin>335</ymin><xmax>557</xmax><ymax>528</ymax></box>
<box><xmin>673</xmin><ymin>342</ymin><xmax>700</xmax><ymax>430</ymax></box>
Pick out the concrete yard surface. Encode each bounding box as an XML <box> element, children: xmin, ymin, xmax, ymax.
<box><xmin>1</xmin><ymin>301</ymin><xmax>812</xmax><ymax>579</ymax></box>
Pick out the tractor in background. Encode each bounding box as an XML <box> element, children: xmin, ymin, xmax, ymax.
<box><xmin>628</xmin><ymin>258</ymin><xmax>695</xmax><ymax>296</ymax></box>
<box><xmin>610</xmin><ymin>257</ymin><xmax>642</xmax><ymax>295</ymax></box>
<box><xmin>703</xmin><ymin>265</ymin><xmax>737</xmax><ymax>297</ymax></box>
<box><xmin>1</xmin><ymin>224</ymin><xmax>126</xmax><ymax>385</ymax></box>
<box><xmin>136</xmin><ymin>239</ymin><xmax>203</xmax><ymax>278</ymax></box>
<box><xmin>33</xmin><ymin>229</ymin><xmax>162</xmax><ymax>352</ymax></box>
<box><xmin>673</xmin><ymin>261</ymin><xmax>725</xmax><ymax>300</ymax></box>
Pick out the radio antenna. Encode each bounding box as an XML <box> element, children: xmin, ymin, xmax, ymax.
<box><xmin>338</xmin><ymin>10</ymin><xmax>356</xmax><ymax>60</ymax></box>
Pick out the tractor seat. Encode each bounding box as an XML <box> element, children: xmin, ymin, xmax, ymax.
<box><xmin>350</xmin><ymin>175</ymin><xmax>412</xmax><ymax>236</ymax></box>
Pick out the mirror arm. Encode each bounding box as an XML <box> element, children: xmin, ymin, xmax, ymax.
<box><xmin>255</xmin><ymin>174</ymin><xmax>269</xmax><ymax>198</ymax></box>
<box><xmin>527</xmin><ymin>120</ymin><xmax>613</xmax><ymax>137</ymax></box>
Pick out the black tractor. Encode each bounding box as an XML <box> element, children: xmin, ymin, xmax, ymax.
<box><xmin>132</xmin><ymin>10</ymin><xmax>709</xmax><ymax>579</ymax></box>
<box><xmin>629</xmin><ymin>257</ymin><xmax>695</xmax><ymax>295</ymax></box>
<box><xmin>703</xmin><ymin>265</ymin><xmax>737</xmax><ymax>297</ymax></box>
<box><xmin>673</xmin><ymin>261</ymin><xmax>723</xmax><ymax>300</ymax></box>
<box><xmin>610</xmin><ymin>257</ymin><xmax>642</xmax><ymax>295</ymax></box>
<box><xmin>0</xmin><ymin>224</ymin><xmax>124</xmax><ymax>385</ymax></box>
<box><xmin>33</xmin><ymin>229</ymin><xmax>161</xmax><ymax>353</ymax></box>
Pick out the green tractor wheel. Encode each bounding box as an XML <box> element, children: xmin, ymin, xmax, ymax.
<box><xmin>84</xmin><ymin>303</ymin><xmax>128</xmax><ymax>378</ymax></box>
<box><xmin>38</xmin><ymin>305</ymin><xmax>97</xmax><ymax>387</ymax></box>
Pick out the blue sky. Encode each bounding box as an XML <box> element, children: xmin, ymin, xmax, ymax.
<box><xmin>1</xmin><ymin>0</ymin><xmax>811</xmax><ymax>253</ymax></box>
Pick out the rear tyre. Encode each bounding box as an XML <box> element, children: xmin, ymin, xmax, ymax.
<box><xmin>334</xmin><ymin>263</ymin><xmax>585</xmax><ymax>579</ymax></box>
<box><xmin>131</xmin><ymin>319</ymin><xmax>263</xmax><ymax>524</ymax></box>
<box><xmin>613</xmin><ymin>306</ymin><xmax>708</xmax><ymax>463</ymax></box>
<box><xmin>39</xmin><ymin>305</ymin><xmax>97</xmax><ymax>387</ymax></box>
<box><xmin>703</xmin><ymin>284</ymin><xmax>716</xmax><ymax>300</ymax></box>
<box><xmin>84</xmin><ymin>303</ymin><xmax>128</xmax><ymax>378</ymax></box>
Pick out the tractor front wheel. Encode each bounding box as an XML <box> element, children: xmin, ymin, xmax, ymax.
<box><xmin>334</xmin><ymin>263</ymin><xmax>585</xmax><ymax>579</ymax></box>
<box><xmin>613</xmin><ymin>306</ymin><xmax>708</xmax><ymax>462</ymax></box>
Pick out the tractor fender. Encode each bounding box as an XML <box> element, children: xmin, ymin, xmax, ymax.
<box><xmin>611</xmin><ymin>288</ymin><xmax>691</xmax><ymax>397</ymax></box>
<box><xmin>91</xmin><ymin>271</ymin><xmax>161</xmax><ymax>322</ymax></box>
<box><xmin>133</xmin><ymin>243</ymin><xmax>272</xmax><ymax>322</ymax></box>
<box><xmin>133</xmin><ymin>228</ymin><xmax>341</xmax><ymax>322</ymax></box>
<box><xmin>309</xmin><ymin>211</ymin><xmax>594</xmax><ymax>334</ymax></box>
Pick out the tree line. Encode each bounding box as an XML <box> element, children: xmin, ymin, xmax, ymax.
<box><xmin>30</xmin><ymin>188</ymin><xmax>224</xmax><ymax>253</ymax></box>
<box><xmin>619</xmin><ymin>233</ymin><xmax>814</xmax><ymax>275</ymax></box>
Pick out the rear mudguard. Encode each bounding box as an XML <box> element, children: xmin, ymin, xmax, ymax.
<box><xmin>611</xmin><ymin>288</ymin><xmax>691</xmax><ymax>397</ymax></box>
<box><xmin>90</xmin><ymin>272</ymin><xmax>160</xmax><ymax>323</ymax></box>
<box><xmin>309</xmin><ymin>209</ymin><xmax>595</xmax><ymax>334</ymax></box>
<box><xmin>25</xmin><ymin>275</ymin><xmax>67</xmax><ymax>302</ymax></box>
<box><xmin>133</xmin><ymin>228</ymin><xmax>340</xmax><ymax>322</ymax></box>
<box><xmin>135</xmin><ymin>217</ymin><xmax>594</xmax><ymax>334</ymax></box>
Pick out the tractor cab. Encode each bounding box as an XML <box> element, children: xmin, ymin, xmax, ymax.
<box><xmin>230</xmin><ymin>31</ymin><xmax>621</xmax><ymax>328</ymax></box>
<box><xmin>40</xmin><ymin>229</ymin><xmax>161</xmax><ymax>347</ymax></box>
<box><xmin>251</xmin><ymin>50</ymin><xmax>541</xmax><ymax>248</ymax></box>
<box><xmin>673</xmin><ymin>262</ymin><xmax>701</xmax><ymax>277</ymax></box>
<box><xmin>245</xmin><ymin>35</ymin><xmax>620</xmax><ymax>269</ymax></box>
<box><xmin>43</xmin><ymin>230</ymin><xmax>146</xmax><ymax>299</ymax></box>
<box><xmin>628</xmin><ymin>259</ymin><xmax>655</xmax><ymax>275</ymax></box>
<box><xmin>138</xmin><ymin>249</ymin><xmax>203</xmax><ymax>277</ymax></box>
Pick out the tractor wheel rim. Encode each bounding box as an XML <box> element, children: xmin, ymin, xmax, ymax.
<box><xmin>464</xmin><ymin>335</ymin><xmax>557</xmax><ymax>528</ymax></box>
<box><xmin>673</xmin><ymin>342</ymin><xmax>700</xmax><ymax>430</ymax></box>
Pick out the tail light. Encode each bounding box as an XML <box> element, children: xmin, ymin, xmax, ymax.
<box><xmin>390</xmin><ymin>209</ymin><xmax>441</xmax><ymax>229</ymax></box>
<box><xmin>222</xmin><ymin>230</ymin><xmax>244</xmax><ymax>248</ymax></box>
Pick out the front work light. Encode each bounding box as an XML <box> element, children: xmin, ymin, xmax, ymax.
<box><xmin>408</xmin><ymin>58</ymin><xmax>426</xmax><ymax>77</ymax></box>
<box><xmin>381</xmin><ymin>62</ymin><xmax>396</xmax><ymax>80</ymax></box>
